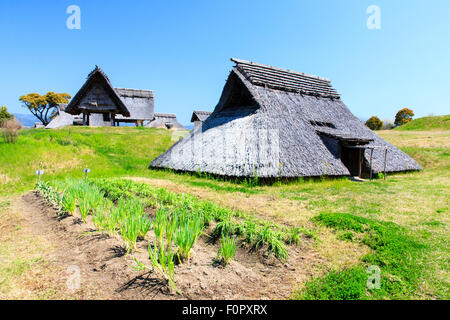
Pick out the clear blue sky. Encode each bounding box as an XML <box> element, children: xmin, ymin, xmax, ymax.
<box><xmin>1</xmin><ymin>0</ymin><xmax>449</xmax><ymax>125</ymax></box>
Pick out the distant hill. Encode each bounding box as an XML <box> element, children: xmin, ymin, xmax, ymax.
<box><xmin>13</xmin><ymin>113</ymin><xmax>40</xmax><ymax>127</ymax></box>
<box><xmin>395</xmin><ymin>115</ymin><xmax>450</xmax><ymax>131</ymax></box>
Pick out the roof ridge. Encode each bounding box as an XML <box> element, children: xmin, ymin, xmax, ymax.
<box><xmin>87</xmin><ymin>65</ymin><xmax>111</xmax><ymax>83</ymax></box>
<box><xmin>115</xmin><ymin>87</ymin><xmax>154</xmax><ymax>92</ymax></box>
<box><xmin>231</xmin><ymin>58</ymin><xmax>331</xmax><ymax>82</ymax></box>
<box><xmin>155</xmin><ymin>112</ymin><xmax>176</xmax><ymax>117</ymax></box>
<box><xmin>193</xmin><ymin>110</ymin><xmax>212</xmax><ymax>114</ymax></box>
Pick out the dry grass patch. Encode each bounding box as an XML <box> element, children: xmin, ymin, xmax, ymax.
<box><xmin>0</xmin><ymin>173</ymin><xmax>14</xmax><ymax>185</ymax></box>
<box><xmin>377</xmin><ymin>130</ymin><xmax>450</xmax><ymax>149</ymax></box>
<box><xmin>0</xmin><ymin>197</ymin><xmax>62</xmax><ymax>299</ymax></box>
<box><xmin>313</xmin><ymin>227</ymin><xmax>371</xmax><ymax>270</ymax></box>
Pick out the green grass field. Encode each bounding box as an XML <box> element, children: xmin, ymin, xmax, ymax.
<box><xmin>0</xmin><ymin>127</ymin><xmax>180</xmax><ymax>195</ymax></box>
<box><xmin>0</xmin><ymin>116</ymin><xmax>448</xmax><ymax>299</ymax></box>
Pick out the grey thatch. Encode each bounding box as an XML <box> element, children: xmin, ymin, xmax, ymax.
<box><xmin>191</xmin><ymin>110</ymin><xmax>212</xmax><ymax>122</ymax></box>
<box><xmin>45</xmin><ymin>104</ymin><xmax>83</xmax><ymax>129</ymax></box>
<box><xmin>45</xmin><ymin>104</ymin><xmax>71</xmax><ymax>129</ymax></box>
<box><xmin>64</xmin><ymin>66</ymin><xmax>154</xmax><ymax>126</ymax></box>
<box><xmin>150</xmin><ymin>58</ymin><xmax>422</xmax><ymax>178</ymax></box>
<box><xmin>114</xmin><ymin>88</ymin><xmax>154</xmax><ymax>123</ymax></box>
<box><xmin>191</xmin><ymin>110</ymin><xmax>212</xmax><ymax>130</ymax></box>
<box><xmin>146</xmin><ymin>113</ymin><xmax>186</xmax><ymax>130</ymax></box>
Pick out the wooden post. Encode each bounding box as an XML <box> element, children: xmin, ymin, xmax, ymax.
<box><xmin>82</xmin><ymin>112</ymin><xmax>86</xmax><ymax>126</ymax></box>
<box><xmin>383</xmin><ymin>148</ymin><xmax>388</xmax><ymax>181</ymax></box>
<box><xmin>358</xmin><ymin>148</ymin><xmax>362</xmax><ymax>177</ymax></box>
<box><xmin>369</xmin><ymin>148</ymin><xmax>374</xmax><ymax>180</ymax></box>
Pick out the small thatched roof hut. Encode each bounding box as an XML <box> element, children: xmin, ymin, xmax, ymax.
<box><xmin>191</xmin><ymin>110</ymin><xmax>212</xmax><ymax>130</ymax></box>
<box><xmin>146</xmin><ymin>113</ymin><xmax>186</xmax><ymax>130</ymax></box>
<box><xmin>191</xmin><ymin>110</ymin><xmax>212</xmax><ymax>123</ymax></box>
<box><xmin>150</xmin><ymin>58</ymin><xmax>421</xmax><ymax>178</ymax></box>
<box><xmin>64</xmin><ymin>66</ymin><xmax>154</xmax><ymax>127</ymax></box>
<box><xmin>45</xmin><ymin>104</ymin><xmax>72</xmax><ymax>129</ymax></box>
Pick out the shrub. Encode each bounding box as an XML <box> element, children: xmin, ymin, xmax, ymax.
<box><xmin>0</xmin><ymin>106</ymin><xmax>13</xmax><ymax>125</ymax></box>
<box><xmin>395</xmin><ymin>108</ymin><xmax>414</xmax><ymax>126</ymax></box>
<box><xmin>365</xmin><ymin>116</ymin><xmax>383</xmax><ymax>130</ymax></box>
<box><xmin>1</xmin><ymin>119</ymin><xmax>21</xmax><ymax>143</ymax></box>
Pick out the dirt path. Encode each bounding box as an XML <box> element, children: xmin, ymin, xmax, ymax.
<box><xmin>1</xmin><ymin>192</ymin><xmax>326</xmax><ymax>299</ymax></box>
<box><xmin>12</xmin><ymin>193</ymin><xmax>158</xmax><ymax>299</ymax></box>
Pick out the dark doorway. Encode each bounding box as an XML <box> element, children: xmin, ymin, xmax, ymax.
<box><xmin>103</xmin><ymin>113</ymin><xmax>111</xmax><ymax>122</ymax></box>
<box><xmin>340</xmin><ymin>145</ymin><xmax>362</xmax><ymax>176</ymax></box>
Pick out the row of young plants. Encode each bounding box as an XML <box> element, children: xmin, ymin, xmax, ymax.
<box><xmin>36</xmin><ymin>178</ymin><xmax>241</xmax><ymax>293</ymax></box>
<box><xmin>134</xmin><ymin>206</ymin><xmax>205</xmax><ymax>293</ymax></box>
<box><xmin>36</xmin><ymin>178</ymin><xmax>314</xmax><ymax>294</ymax></box>
<box><xmin>36</xmin><ymin>180</ymin><xmax>151</xmax><ymax>251</ymax></box>
<box><xmin>89</xmin><ymin>178</ymin><xmax>315</xmax><ymax>260</ymax></box>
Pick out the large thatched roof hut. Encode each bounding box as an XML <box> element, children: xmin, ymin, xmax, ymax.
<box><xmin>63</xmin><ymin>66</ymin><xmax>154</xmax><ymax>127</ymax></box>
<box><xmin>150</xmin><ymin>58</ymin><xmax>421</xmax><ymax>178</ymax></box>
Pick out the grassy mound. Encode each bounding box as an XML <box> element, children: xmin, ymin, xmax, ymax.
<box><xmin>294</xmin><ymin>213</ymin><xmax>426</xmax><ymax>299</ymax></box>
<box><xmin>394</xmin><ymin>115</ymin><xmax>450</xmax><ymax>131</ymax></box>
<box><xmin>0</xmin><ymin>126</ymin><xmax>182</xmax><ymax>195</ymax></box>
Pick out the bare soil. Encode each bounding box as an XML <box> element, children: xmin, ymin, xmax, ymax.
<box><xmin>10</xmin><ymin>192</ymin><xmax>324</xmax><ymax>300</ymax></box>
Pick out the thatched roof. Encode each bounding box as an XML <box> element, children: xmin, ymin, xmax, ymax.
<box><xmin>114</xmin><ymin>88</ymin><xmax>154</xmax><ymax>121</ymax></box>
<box><xmin>191</xmin><ymin>110</ymin><xmax>212</xmax><ymax>122</ymax></box>
<box><xmin>146</xmin><ymin>113</ymin><xmax>186</xmax><ymax>130</ymax></box>
<box><xmin>150</xmin><ymin>58</ymin><xmax>421</xmax><ymax>178</ymax></box>
<box><xmin>45</xmin><ymin>104</ymin><xmax>73</xmax><ymax>129</ymax></box>
<box><xmin>65</xmin><ymin>66</ymin><xmax>130</xmax><ymax>117</ymax></box>
<box><xmin>231</xmin><ymin>58</ymin><xmax>340</xmax><ymax>99</ymax></box>
<box><xmin>64</xmin><ymin>67</ymin><xmax>154</xmax><ymax>121</ymax></box>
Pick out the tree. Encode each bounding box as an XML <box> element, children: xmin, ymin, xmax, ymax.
<box><xmin>19</xmin><ymin>92</ymin><xmax>71</xmax><ymax>126</ymax></box>
<box><xmin>365</xmin><ymin>116</ymin><xmax>383</xmax><ymax>130</ymax></box>
<box><xmin>394</xmin><ymin>108</ymin><xmax>414</xmax><ymax>126</ymax></box>
<box><xmin>0</xmin><ymin>106</ymin><xmax>13</xmax><ymax>125</ymax></box>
